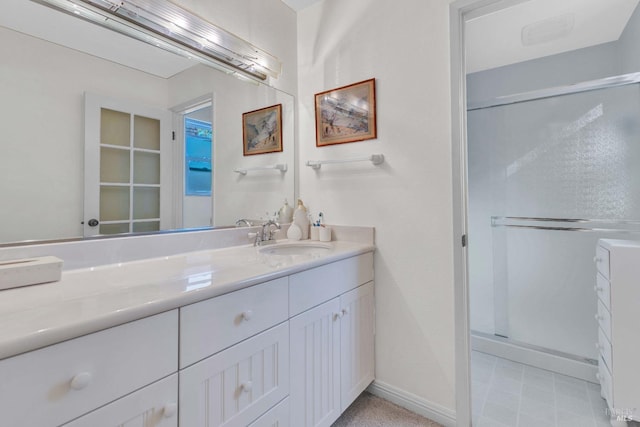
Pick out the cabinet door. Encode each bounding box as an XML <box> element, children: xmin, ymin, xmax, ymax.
<box><xmin>289</xmin><ymin>298</ymin><xmax>341</xmax><ymax>427</ymax></box>
<box><xmin>247</xmin><ymin>397</ymin><xmax>289</xmax><ymax>427</ymax></box>
<box><xmin>179</xmin><ymin>323</ymin><xmax>289</xmax><ymax>427</ymax></box>
<box><xmin>340</xmin><ymin>281</ymin><xmax>375</xmax><ymax>410</ymax></box>
<box><xmin>62</xmin><ymin>375</ymin><xmax>178</xmax><ymax>427</ymax></box>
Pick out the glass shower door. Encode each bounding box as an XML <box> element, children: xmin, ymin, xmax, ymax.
<box><xmin>467</xmin><ymin>83</ymin><xmax>640</xmax><ymax>360</ymax></box>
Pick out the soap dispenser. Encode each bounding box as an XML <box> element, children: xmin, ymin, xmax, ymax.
<box><xmin>293</xmin><ymin>199</ymin><xmax>310</xmax><ymax>239</ymax></box>
<box><xmin>277</xmin><ymin>198</ymin><xmax>294</xmax><ymax>224</ymax></box>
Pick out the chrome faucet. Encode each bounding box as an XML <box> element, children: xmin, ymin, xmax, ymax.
<box><xmin>235</xmin><ymin>219</ymin><xmax>252</xmax><ymax>227</ymax></box>
<box><xmin>255</xmin><ymin>220</ymin><xmax>281</xmax><ymax>246</ymax></box>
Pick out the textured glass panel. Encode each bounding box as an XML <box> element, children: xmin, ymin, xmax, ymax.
<box><xmin>100</xmin><ymin>186</ymin><xmax>130</xmax><ymax>221</ymax></box>
<box><xmin>133</xmin><ymin>221</ymin><xmax>160</xmax><ymax>233</ymax></box>
<box><xmin>99</xmin><ymin>223</ymin><xmax>130</xmax><ymax>235</ymax></box>
<box><xmin>133</xmin><ymin>186</ymin><xmax>160</xmax><ymax>220</ymax></box>
<box><xmin>133</xmin><ymin>151</ymin><xmax>160</xmax><ymax>185</ymax></box>
<box><xmin>467</xmin><ymin>83</ymin><xmax>640</xmax><ymax>355</ymax></box>
<box><xmin>134</xmin><ymin>115</ymin><xmax>160</xmax><ymax>150</ymax></box>
<box><xmin>100</xmin><ymin>147</ymin><xmax>130</xmax><ymax>183</ymax></box>
<box><xmin>101</xmin><ymin>108</ymin><xmax>130</xmax><ymax>147</ymax></box>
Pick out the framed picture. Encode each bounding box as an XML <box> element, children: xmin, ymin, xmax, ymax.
<box><xmin>314</xmin><ymin>78</ymin><xmax>377</xmax><ymax>147</ymax></box>
<box><xmin>242</xmin><ymin>104</ymin><xmax>283</xmax><ymax>156</ymax></box>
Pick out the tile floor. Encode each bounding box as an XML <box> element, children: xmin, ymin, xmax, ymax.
<box><xmin>471</xmin><ymin>350</ymin><xmax>631</xmax><ymax>427</ymax></box>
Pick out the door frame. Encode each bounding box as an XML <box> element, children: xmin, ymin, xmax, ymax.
<box><xmin>449</xmin><ymin>1</ymin><xmax>530</xmax><ymax>425</ymax></box>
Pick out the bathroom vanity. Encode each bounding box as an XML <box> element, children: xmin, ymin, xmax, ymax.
<box><xmin>594</xmin><ymin>239</ymin><xmax>640</xmax><ymax>426</ymax></box>
<box><xmin>0</xmin><ymin>231</ymin><xmax>375</xmax><ymax>427</ymax></box>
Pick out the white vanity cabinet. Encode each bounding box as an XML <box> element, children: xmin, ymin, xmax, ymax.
<box><xmin>0</xmin><ymin>243</ymin><xmax>375</xmax><ymax>427</ymax></box>
<box><xmin>0</xmin><ymin>310</ymin><xmax>178</xmax><ymax>427</ymax></box>
<box><xmin>289</xmin><ymin>254</ymin><xmax>375</xmax><ymax>427</ymax></box>
<box><xmin>178</xmin><ymin>277</ymin><xmax>290</xmax><ymax>427</ymax></box>
<box><xmin>595</xmin><ymin>240</ymin><xmax>640</xmax><ymax>426</ymax></box>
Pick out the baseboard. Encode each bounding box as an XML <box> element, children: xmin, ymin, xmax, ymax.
<box><xmin>471</xmin><ymin>332</ymin><xmax>598</xmax><ymax>383</ymax></box>
<box><xmin>366</xmin><ymin>380</ymin><xmax>456</xmax><ymax>427</ymax></box>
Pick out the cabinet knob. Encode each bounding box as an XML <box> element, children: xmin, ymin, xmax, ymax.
<box><xmin>594</xmin><ymin>285</ymin><xmax>603</xmax><ymax>293</ymax></box>
<box><xmin>596</xmin><ymin>373</ymin><xmax>602</xmax><ymax>381</ymax></box>
<box><xmin>595</xmin><ymin>314</ymin><xmax>603</xmax><ymax>321</ymax></box>
<box><xmin>342</xmin><ymin>308</ymin><xmax>349</xmax><ymax>316</ymax></box>
<box><xmin>241</xmin><ymin>310</ymin><xmax>253</xmax><ymax>321</ymax></box>
<box><xmin>333</xmin><ymin>312</ymin><xmax>343</xmax><ymax>321</ymax></box>
<box><xmin>70</xmin><ymin>372</ymin><xmax>92</xmax><ymax>390</ymax></box>
<box><xmin>162</xmin><ymin>403</ymin><xmax>177</xmax><ymax>418</ymax></box>
<box><xmin>595</xmin><ymin>342</ymin><xmax>604</xmax><ymax>351</ymax></box>
<box><xmin>240</xmin><ymin>381</ymin><xmax>253</xmax><ymax>392</ymax></box>
<box><xmin>593</xmin><ymin>256</ymin><xmax>602</xmax><ymax>263</ymax></box>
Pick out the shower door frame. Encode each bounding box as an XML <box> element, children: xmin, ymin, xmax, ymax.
<box><xmin>449</xmin><ymin>1</ymin><xmax>550</xmax><ymax>426</ymax></box>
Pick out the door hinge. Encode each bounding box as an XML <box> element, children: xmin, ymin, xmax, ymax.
<box><xmin>172</xmin><ymin>131</ymin><xmax>175</xmax><ymax>141</ymax></box>
<box><xmin>462</xmin><ymin>234</ymin><xmax>467</xmax><ymax>247</ymax></box>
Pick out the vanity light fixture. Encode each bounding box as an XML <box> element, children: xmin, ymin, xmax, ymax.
<box><xmin>30</xmin><ymin>0</ymin><xmax>282</xmax><ymax>81</ymax></box>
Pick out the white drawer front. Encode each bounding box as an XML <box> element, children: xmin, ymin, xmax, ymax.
<box><xmin>290</xmin><ymin>252</ymin><xmax>374</xmax><ymax>316</ymax></box>
<box><xmin>595</xmin><ymin>273</ymin><xmax>611</xmax><ymax>312</ymax></box>
<box><xmin>597</xmin><ymin>327</ymin><xmax>613</xmax><ymax>373</ymax></box>
<box><xmin>595</xmin><ymin>245</ymin><xmax>610</xmax><ymax>280</ymax></box>
<box><xmin>597</xmin><ymin>356</ymin><xmax>613</xmax><ymax>407</ymax></box>
<box><xmin>62</xmin><ymin>374</ymin><xmax>178</xmax><ymax>427</ymax></box>
<box><xmin>0</xmin><ymin>310</ymin><xmax>178</xmax><ymax>427</ymax></box>
<box><xmin>596</xmin><ymin>298</ymin><xmax>612</xmax><ymax>342</ymax></box>
<box><xmin>180</xmin><ymin>277</ymin><xmax>289</xmax><ymax>368</ymax></box>
<box><xmin>179</xmin><ymin>322</ymin><xmax>289</xmax><ymax>427</ymax></box>
<box><xmin>248</xmin><ymin>397</ymin><xmax>289</xmax><ymax>427</ymax></box>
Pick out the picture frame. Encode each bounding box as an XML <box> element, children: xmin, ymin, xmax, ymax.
<box><xmin>242</xmin><ymin>104</ymin><xmax>283</xmax><ymax>156</ymax></box>
<box><xmin>314</xmin><ymin>78</ymin><xmax>377</xmax><ymax>147</ymax></box>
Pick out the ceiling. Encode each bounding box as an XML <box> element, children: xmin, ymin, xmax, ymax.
<box><xmin>466</xmin><ymin>0</ymin><xmax>640</xmax><ymax>74</ymax></box>
<box><xmin>280</xmin><ymin>0</ymin><xmax>322</xmax><ymax>12</ymax></box>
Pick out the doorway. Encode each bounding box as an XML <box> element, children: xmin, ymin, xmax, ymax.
<box><xmin>451</xmin><ymin>0</ymin><xmax>640</xmax><ymax>425</ymax></box>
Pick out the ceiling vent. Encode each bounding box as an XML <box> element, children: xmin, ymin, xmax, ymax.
<box><xmin>521</xmin><ymin>13</ymin><xmax>575</xmax><ymax>46</ymax></box>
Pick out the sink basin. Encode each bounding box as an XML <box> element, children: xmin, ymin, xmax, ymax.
<box><xmin>258</xmin><ymin>242</ymin><xmax>332</xmax><ymax>256</ymax></box>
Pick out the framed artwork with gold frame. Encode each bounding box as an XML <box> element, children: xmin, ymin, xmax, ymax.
<box><xmin>242</xmin><ymin>104</ymin><xmax>283</xmax><ymax>156</ymax></box>
<box><xmin>314</xmin><ymin>78</ymin><xmax>377</xmax><ymax>146</ymax></box>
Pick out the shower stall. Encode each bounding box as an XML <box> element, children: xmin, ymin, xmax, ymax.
<box><xmin>467</xmin><ymin>73</ymin><xmax>640</xmax><ymax>378</ymax></box>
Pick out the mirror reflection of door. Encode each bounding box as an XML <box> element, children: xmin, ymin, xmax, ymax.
<box><xmin>173</xmin><ymin>100</ymin><xmax>214</xmax><ymax>229</ymax></box>
<box><xmin>84</xmin><ymin>93</ymin><xmax>172</xmax><ymax>237</ymax></box>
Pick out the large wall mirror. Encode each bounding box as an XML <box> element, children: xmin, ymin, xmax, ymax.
<box><xmin>0</xmin><ymin>0</ymin><xmax>295</xmax><ymax>246</ymax></box>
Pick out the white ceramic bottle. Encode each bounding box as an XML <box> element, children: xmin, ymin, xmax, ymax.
<box><xmin>293</xmin><ymin>199</ymin><xmax>310</xmax><ymax>239</ymax></box>
<box><xmin>277</xmin><ymin>198</ymin><xmax>294</xmax><ymax>223</ymax></box>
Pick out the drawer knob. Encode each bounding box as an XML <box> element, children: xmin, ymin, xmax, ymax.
<box><xmin>162</xmin><ymin>403</ymin><xmax>177</xmax><ymax>418</ymax></box>
<box><xmin>240</xmin><ymin>381</ymin><xmax>253</xmax><ymax>392</ymax></box>
<box><xmin>70</xmin><ymin>372</ymin><xmax>92</xmax><ymax>390</ymax></box>
<box><xmin>241</xmin><ymin>310</ymin><xmax>253</xmax><ymax>321</ymax></box>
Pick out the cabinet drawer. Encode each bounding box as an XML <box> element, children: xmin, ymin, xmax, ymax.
<box><xmin>62</xmin><ymin>374</ymin><xmax>178</xmax><ymax>427</ymax></box>
<box><xmin>597</xmin><ymin>327</ymin><xmax>613</xmax><ymax>373</ymax></box>
<box><xmin>597</xmin><ymin>356</ymin><xmax>613</xmax><ymax>407</ymax></box>
<box><xmin>596</xmin><ymin>299</ymin><xmax>612</xmax><ymax>342</ymax></box>
<box><xmin>595</xmin><ymin>245</ymin><xmax>610</xmax><ymax>280</ymax></box>
<box><xmin>179</xmin><ymin>322</ymin><xmax>289</xmax><ymax>427</ymax></box>
<box><xmin>595</xmin><ymin>273</ymin><xmax>611</xmax><ymax>312</ymax></box>
<box><xmin>290</xmin><ymin>252</ymin><xmax>374</xmax><ymax>316</ymax></box>
<box><xmin>248</xmin><ymin>397</ymin><xmax>289</xmax><ymax>427</ymax></box>
<box><xmin>0</xmin><ymin>310</ymin><xmax>178</xmax><ymax>427</ymax></box>
<box><xmin>180</xmin><ymin>277</ymin><xmax>288</xmax><ymax>368</ymax></box>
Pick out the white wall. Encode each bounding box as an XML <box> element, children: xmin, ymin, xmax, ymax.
<box><xmin>297</xmin><ymin>0</ymin><xmax>456</xmax><ymax>412</ymax></box>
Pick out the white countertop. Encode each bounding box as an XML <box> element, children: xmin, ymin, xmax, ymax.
<box><xmin>0</xmin><ymin>240</ymin><xmax>374</xmax><ymax>360</ymax></box>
